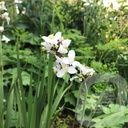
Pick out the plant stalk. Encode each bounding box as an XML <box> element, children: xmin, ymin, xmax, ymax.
<box><xmin>0</xmin><ymin>34</ymin><xmax>4</xmax><ymax>128</ymax></box>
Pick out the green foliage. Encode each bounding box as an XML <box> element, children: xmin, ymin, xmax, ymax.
<box><xmin>92</xmin><ymin>104</ymin><xmax>128</xmax><ymax>128</ymax></box>
<box><xmin>75</xmin><ymin>81</ymin><xmax>128</xmax><ymax>127</ymax></box>
<box><xmin>7</xmin><ymin>0</ymin><xmax>53</xmax><ymax>35</ymax></box>
<box><xmin>54</xmin><ymin>0</ymin><xmax>84</xmax><ymax>31</ymax></box>
<box><xmin>1</xmin><ymin>0</ymin><xmax>128</xmax><ymax>127</ymax></box>
<box><xmin>2</xmin><ymin>36</ymin><xmax>73</xmax><ymax>128</ymax></box>
<box><xmin>3</xmin><ymin>28</ymin><xmax>41</xmax><ymax>87</ymax></box>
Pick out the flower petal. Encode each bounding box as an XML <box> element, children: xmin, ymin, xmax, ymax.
<box><xmin>41</xmin><ymin>42</ymin><xmax>51</xmax><ymax>51</ymax></box>
<box><xmin>55</xmin><ymin>32</ymin><xmax>61</xmax><ymax>40</ymax></box>
<box><xmin>68</xmin><ymin>66</ymin><xmax>77</xmax><ymax>74</ymax></box>
<box><xmin>62</xmin><ymin>57</ymin><xmax>70</xmax><ymax>64</ymax></box>
<box><xmin>68</xmin><ymin>50</ymin><xmax>75</xmax><ymax>59</ymax></box>
<box><xmin>70</xmin><ymin>76</ymin><xmax>78</xmax><ymax>81</ymax></box>
<box><xmin>62</xmin><ymin>39</ymin><xmax>71</xmax><ymax>48</ymax></box>
<box><xmin>2</xmin><ymin>35</ymin><xmax>10</xmax><ymax>43</ymax></box>
<box><xmin>0</xmin><ymin>26</ymin><xmax>4</xmax><ymax>33</ymax></box>
<box><xmin>42</xmin><ymin>36</ymin><xmax>52</xmax><ymax>43</ymax></box>
<box><xmin>57</xmin><ymin>69</ymin><xmax>65</xmax><ymax>78</ymax></box>
<box><xmin>72</xmin><ymin>61</ymin><xmax>81</xmax><ymax>67</ymax></box>
<box><xmin>57</xmin><ymin>45</ymin><xmax>67</xmax><ymax>54</ymax></box>
<box><xmin>81</xmin><ymin>67</ymin><xmax>95</xmax><ymax>75</ymax></box>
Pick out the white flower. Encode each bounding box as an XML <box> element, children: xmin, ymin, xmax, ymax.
<box><xmin>15</xmin><ymin>0</ymin><xmax>22</xmax><ymax>3</ymax></box>
<box><xmin>42</xmin><ymin>31</ymin><xmax>95</xmax><ymax>81</ymax></box>
<box><xmin>80</xmin><ymin>66</ymin><xmax>95</xmax><ymax>76</ymax></box>
<box><xmin>54</xmin><ymin>32</ymin><xmax>62</xmax><ymax>41</ymax></box>
<box><xmin>15</xmin><ymin>3</ymin><xmax>26</xmax><ymax>14</ymax></box>
<box><xmin>70</xmin><ymin>76</ymin><xmax>78</xmax><ymax>81</ymax></box>
<box><xmin>62</xmin><ymin>39</ymin><xmax>71</xmax><ymax>48</ymax></box>
<box><xmin>57</xmin><ymin>39</ymin><xmax>71</xmax><ymax>54</ymax></box>
<box><xmin>68</xmin><ymin>66</ymin><xmax>77</xmax><ymax>74</ymax></box>
<box><xmin>42</xmin><ymin>32</ymin><xmax>71</xmax><ymax>54</ymax></box>
<box><xmin>0</xmin><ymin>26</ymin><xmax>4</xmax><ymax>33</ymax></box>
<box><xmin>41</xmin><ymin>41</ymin><xmax>51</xmax><ymax>52</ymax></box>
<box><xmin>22</xmin><ymin>7</ymin><xmax>26</xmax><ymax>14</ymax></box>
<box><xmin>0</xmin><ymin>1</ymin><xmax>7</xmax><ymax>10</ymax></box>
<box><xmin>62</xmin><ymin>50</ymin><xmax>75</xmax><ymax>64</ymax></box>
<box><xmin>41</xmin><ymin>32</ymin><xmax>62</xmax><ymax>52</ymax></box>
<box><xmin>103</xmin><ymin>0</ymin><xmax>111</xmax><ymax>7</ymax></box>
<box><xmin>57</xmin><ymin>45</ymin><xmax>68</xmax><ymax>54</ymax></box>
<box><xmin>1</xmin><ymin>12</ymin><xmax>10</xmax><ymax>24</ymax></box>
<box><xmin>53</xmin><ymin>56</ymin><xmax>77</xmax><ymax>78</ymax></box>
<box><xmin>56</xmin><ymin>64</ymin><xmax>77</xmax><ymax>78</ymax></box>
<box><xmin>72</xmin><ymin>61</ymin><xmax>82</xmax><ymax>68</ymax></box>
<box><xmin>15</xmin><ymin>4</ymin><xmax>20</xmax><ymax>14</ymax></box>
<box><xmin>2</xmin><ymin>35</ymin><xmax>10</xmax><ymax>43</ymax></box>
<box><xmin>103</xmin><ymin>0</ymin><xmax>120</xmax><ymax>10</ymax></box>
<box><xmin>42</xmin><ymin>32</ymin><xmax>61</xmax><ymax>45</ymax></box>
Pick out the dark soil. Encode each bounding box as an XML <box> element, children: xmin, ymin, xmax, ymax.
<box><xmin>53</xmin><ymin>109</ymin><xmax>87</xmax><ymax>128</ymax></box>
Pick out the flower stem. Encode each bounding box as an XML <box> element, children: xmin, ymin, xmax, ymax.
<box><xmin>0</xmin><ymin>34</ymin><xmax>4</xmax><ymax>128</ymax></box>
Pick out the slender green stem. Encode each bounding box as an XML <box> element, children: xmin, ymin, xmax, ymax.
<box><xmin>46</xmin><ymin>53</ymin><xmax>54</xmax><ymax>128</ymax></box>
<box><xmin>0</xmin><ymin>34</ymin><xmax>4</xmax><ymax>128</ymax></box>
<box><xmin>40</xmin><ymin>0</ymin><xmax>45</xmax><ymax>34</ymax></box>
<box><xmin>79</xmin><ymin>81</ymin><xmax>88</xmax><ymax>128</ymax></box>
<box><xmin>87</xmin><ymin>84</ymin><xmax>108</xmax><ymax>127</ymax></box>
<box><xmin>118</xmin><ymin>23</ymin><xmax>128</xmax><ymax>39</ymax></box>
<box><xmin>4</xmin><ymin>70</ymin><xmax>15</xmax><ymax>128</ymax></box>
<box><xmin>51</xmin><ymin>5</ymin><xmax>55</xmax><ymax>34</ymax></box>
<box><xmin>16</xmin><ymin>36</ymin><xmax>27</xmax><ymax>128</ymax></box>
<box><xmin>45</xmin><ymin>5</ymin><xmax>56</xmax><ymax>126</ymax></box>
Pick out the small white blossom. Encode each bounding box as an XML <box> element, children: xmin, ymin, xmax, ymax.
<box><xmin>103</xmin><ymin>0</ymin><xmax>121</xmax><ymax>10</ymax></box>
<box><xmin>15</xmin><ymin>0</ymin><xmax>22</xmax><ymax>3</ymax></box>
<box><xmin>62</xmin><ymin>50</ymin><xmax>75</xmax><ymax>64</ymax></box>
<box><xmin>57</xmin><ymin>39</ymin><xmax>71</xmax><ymax>54</ymax></box>
<box><xmin>42</xmin><ymin>32</ymin><xmax>61</xmax><ymax>45</ymax></box>
<box><xmin>15</xmin><ymin>3</ymin><xmax>26</xmax><ymax>14</ymax></box>
<box><xmin>55</xmin><ymin>64</ymin><xmax>77</xmax><ymax>78</ymax></box>
<box><xmin>57</xmin><ymin>45</ymin><xmax>68</xmax><ymax>54</ymax></box>
<box><xmin>1</xmin><ymin>12</ymin><xmax>10</xmax><ymax>24</ymax></box>
<box><xmin>15</xmin><ymin>4</ymin><xmax>20</xmax><ymax>14</ymax></box>
<box><xmin>62</xmin><ymin>39</ymin><xmax>71</xmax><ymax>48</ymax></box>
<box><xmin>68</xmin><ymin>66</ymin><xmax>77</xmax><ymax>74</ymax></box>
<box><xmin>0</xmin><ymin>26</ymin><xmax>4</xmax><ymax>33</ymax></box>
<box><xmin>2</xmin><ymin>35</ymin><xmax>10</xmax><ymax>43</ymax></box>
<box><xmin>41</xmin><ymin>33</ymin><xmax>60</xmax><ymax>53</ymax></box>
<box><xmin>72</xmin><ymin>61</ymin><xmax>82</xmax><ymax>68</ymax></box>
<box><xmin>70</xmin><ymin>76</ymin><xmax>78</xmax><ymax>82</ymax></box>
<box><xmin>22</xmin><ymin>7</ymin><xmax>26</xmax><ymax>14</ymax></box>
<box><xmin>42</xmin><ymin>32</ymin><xmax>71</xmax><ymax>54</ymax></box>
<box><xmin>80</xmin><ymin>65</ymin><xmax>95</xmax><ymax>76</ymax></box>
<box><xmin>53</xmin><ymin>56</ymin><xmax>77</xmax><ymax>78</ymax></box>
<box><xmin>41</xmin><ymin>41</ymin><xmax>51</xmax><ymax>53</ymax></box>
<box><xmin>0</xmin><ymin>1</ymin><xmax>7</xmax><ymax>10</ymax></box>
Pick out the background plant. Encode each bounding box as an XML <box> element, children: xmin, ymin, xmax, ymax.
<box><xmin>1</xmin><ymin>0</ymin><xmax>128</xmax><ymax>127</ymax></box>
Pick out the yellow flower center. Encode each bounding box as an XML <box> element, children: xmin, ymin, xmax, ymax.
<box><xmin>41</xmin><ymin>47</ymin><xmax>46</xmax><ymax>51</ymax></box>
<box><xmin>63</xmin><ymin>65</ymin><xmax>68</xmax><ymax>72</ymax></box>
<box><xmin>48</xmin><ymin>34</ymin><xmax>54</xmax><ymax>39</ymax></box>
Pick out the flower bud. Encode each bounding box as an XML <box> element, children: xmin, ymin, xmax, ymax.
<box><xmin>0</xmin><ymin>26</ymin><xmax>4</xmax><ymax>33</ymax></box>
<box><xmin>1</xmin><ymin>12</ymin><xmax>10</xmax><ymax>24</ymax></box>
<box><xmin>0</xmin><ymin>1</ymin><xmax>7</xmax><ymax>10</ymax></box>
